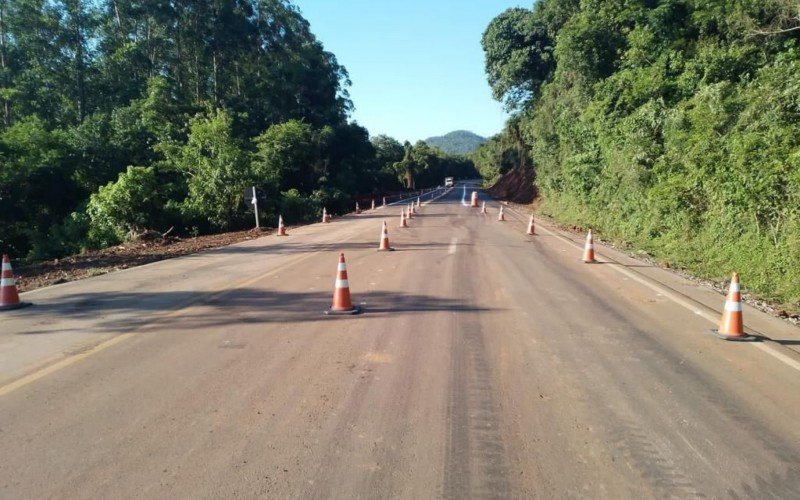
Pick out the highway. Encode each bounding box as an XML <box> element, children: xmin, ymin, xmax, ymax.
<box><xmin>1</xmin><ymin>184</ymin><xmax>800</xmax><ymax>498</ymax></box>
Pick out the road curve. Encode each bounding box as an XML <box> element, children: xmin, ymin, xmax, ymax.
<box><xmin>1</xmin><ymin>185</ymin><xmax>799</xmax><ymax>498</ymax></box>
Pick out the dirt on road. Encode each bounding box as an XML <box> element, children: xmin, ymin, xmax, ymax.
<box><xmin>14</xmin><ymin>228</ymin><xmax>273</xmax><ymax>293</ymax></box>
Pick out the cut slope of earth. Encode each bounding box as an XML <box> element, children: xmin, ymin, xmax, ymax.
<box><xmin>487</xmin><ymin>167</ymin><xmax>536</xmax><ymax>204</ymax></box>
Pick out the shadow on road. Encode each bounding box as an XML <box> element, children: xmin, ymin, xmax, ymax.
<box><xmin>19</xmin><ymin>287</ymin><xmax>499</xmax><ymax>335</ymax></box>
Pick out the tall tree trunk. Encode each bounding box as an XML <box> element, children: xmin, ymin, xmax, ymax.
<box><xmin>112</xmin><ymin>1</ymin><xmax>121</xmax><ymax>28</ymax></box>
<box><xmin>194</xmin><ymin>53</ymin><xmax>200</xmax><ymax>103</ymax></box>
<box><xmin>213</xmin><ymin>51</ymin><xmax>218</xmax><ymax>106</ymax></box>
<box><xmin>66</xmin><ymin>0</ymin><xmax>86</xmax><ymax>122</ymax></box>
<box><xmin>0</xmin><ymin>0</ymin><xmax>8</xmax><ymax>127</ymax></box>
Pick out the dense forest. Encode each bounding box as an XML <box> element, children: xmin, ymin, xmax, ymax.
<box><xmin>477</xmin><ymin>0</ymin><xmax>800</xmax><ymax>307</ymax></box>
<box><xmin>0</xmin><ymin>0</ymin><xmax>475</xmax><ymax>260</ymax></box>
<box><xmin>425</xmin><ymin>130</ymin><xmax>487</xmax><ymax>155</ymax></box>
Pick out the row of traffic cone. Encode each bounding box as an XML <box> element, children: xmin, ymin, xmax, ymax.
<box><xmin>326</xmin><ymin>217</ymin><xmax>397</xmax><ymax>314</ymax></box>
<box><xmin>481</xmin><ymin>200</ymin><xmax>753</xmax><ymax>341</ymax></box>
<box><xmin>580</xmin><ymin>229</ymin><xmax>751</xmax><ymax>339</ymax></box>
<box><xmin>3</xmin><ymin>192</ymin><xmax>754</xmax><ymax>343</ymax></box>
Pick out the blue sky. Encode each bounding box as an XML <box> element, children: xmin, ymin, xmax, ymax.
<box><xmin>294</xmin><ymin>0</ymin><xmax>527</xmax><ymax>143</ymax></box>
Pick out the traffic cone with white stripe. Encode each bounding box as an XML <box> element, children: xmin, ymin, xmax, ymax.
<box><xmin>355</xmin><ymin>202</ymin><xmax>361</xmax><ymax>214</ymax></box>
<box><xmin>497</xmin><ymin>206</ymin><xmax>505</xmax><ymax>221</ymax></box>
<box><xmin>322</xmin><ymin>207</ymin><xmax>329</xmax><ymax>223</ymax></box>
<box><xmin>277</xmin><ymin>215</ymin><xmax>287</xmax><ymax>236</ymax></box>
<box><xmin>383</xmin><ymin>197</ymin><xmax>387</xmax><ymax>207</ymax></box>
<box><xmin>326</xmin><ymin>253</ymin><xmax>360</xmax><ymax>315</ymax></box>
<box><xmin>527</xmin><ymin>215</ymin><xmax>535</xmax><ymax>235</ymax></box>
<box><xmin>378</xmin><ymin>221</ymin><xmax>394</xmax><ymax>251</ymax></box>
<box><xmin>400</xmin><ymin>208</ymin><xmax>408</xmax><ymax>228</ymax></box>
<box><xmin>481</xmin><ymin>201</ymin><xmax>486</xmax><ymax>214</ymax></box>
<box><xmin>0</xmin><ymin>255</ymin><xmax>30</xmax><ymax>311</ymax></box>
<box><xmin>371</xmin><ymin>199</ymin><xmax>376</xmax><ymax>210</ymax></box>
<box><xmin>408</xmin><ymin>203</ymin><xmax>415</xmax><ymax>218</ymax></box>
<box><xmin>416</xmin><ymin>197</ymin><xmax>421</xmax><ymax>208</ymax></box>
<box><xmin>582</xmin><ymin>230</ymin><xmax>596</xmax><ymax>263</ymax></box>
<box><xmin>471</xmin><ymin>191</ymin><xmax>479</xmax><ymax>207</ymax></box>
<box><xmin>711</xmin><ymin>273</ymin><xmax>755</xmax><ymax>341</ymax></box>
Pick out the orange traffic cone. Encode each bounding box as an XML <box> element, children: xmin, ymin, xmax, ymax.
<box><xmin>0</xmin><ymin>255</ymin><xmax>31</xmax><ymax>311</ymax></box>
<box><xmin>322</xmin><ymin>207</ymin><xmax>329</xmax><ymax>223</ymax></box>
<box><xmin>371</xmin><ymin>199</ymin><xmax>376</xmax><ymax>210</ymax></box>
<box><xmin>277</xmin><ymin>215</ymin><xmax>287</xmax><ymax>236</ymax></box>
<box><xmin>355</xmin><ymin>202</ymin><xmax>361</xmax><ymax>214</ymax></box>
<box><xmin>416</xmin><ymin>197</ymin><xmax>421</xmax><ymax>208</ymax></box>
<box><xmin>471</xmin><ymin>191</ymin><xmax>479</xmax><ymax>207</ymax></box>
<box><xmin>711</xmin><ymin>273</ymin><xmax>755</xmax><ymax>341</ymax></box>
<box><xmin>497</xmin><ymin>206</ymin><xmax>505</xmax><ymax>221</ymax></box>
<box><xmin>408</xmin><ymin>203</ymin><xmax>415</xmax><ymax>218</ymax></box>
<box><xmin>582</xmin><ymin>230</ymin><xmax>596</xmax><ymax>263</ymax></box>
<box><xmin>378</xmin><ymin>220</ymin><xmax>394</xmax><ymax>251</ymax></box>
<box><xmin>481</xmin><ymin>201</ymin><xmax>486</xmax><ymax>214</ymax></box>
<box><xmin>527</xmin><ymin>215</ymin><xmax>535</xmax><ymax>235</ymax></box>
<box><xmin>400</xmin><ymin>208</ymin><xmax>408</xmax><ymax>228</ymax></box>
<box><xmin>326</xmin><ymin>253</ymin><xmax>360</xmax><ymax>315</ymax></box>
<box><xmin>383</xmin><ymin>197</ymin><xmax>387</xmax><ymax>206</ymax></box>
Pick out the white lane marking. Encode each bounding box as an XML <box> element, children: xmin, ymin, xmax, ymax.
<box><xmin>755</xmin><ymin>343</ymin><xmax>800</xmax><ymax>372</ymax></box>
<box><xmin>449</xmin><ymin>237</ymin><xmax>458</xmax><ymax>255</ymax></box>
<box><xmin>504</xmin><ymin>206</ymin><xmax>800</xmax><ymax>374</ymax></box>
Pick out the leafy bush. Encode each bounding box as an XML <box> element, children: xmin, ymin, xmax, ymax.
<box><xmin>278</xmin><ymin>189</ymin><xmax>319</xmax><ymax>223</ymax></box>
<box><xmin>86</xmin><ymin>166</ymin><xmax>166</xmax><ymax>247</ymax></box>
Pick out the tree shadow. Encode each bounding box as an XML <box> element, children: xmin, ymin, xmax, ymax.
<box><xmin>19</xmin><ymin>287</ymin><xmax>500</xmax><ymax>335</ymax></box>
<box><xmin>197</xmin><ymin>240</ymin><xmax>447</xmax><ymax>256</ymax></box>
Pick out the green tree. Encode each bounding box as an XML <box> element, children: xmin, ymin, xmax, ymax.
<box><xmin>166</xmin><ymin>109</ymin><xmax>251</xmax><ymax>230</ymax></box>
<box><xmin>252</xmin><ymin>119</ymin><xmax>317</xmax><ymax>195</ymax></box>
<box><xmin>482</xmin><ymin>7</ymin><xmax>554</xmax><ymax>110</ymax></box>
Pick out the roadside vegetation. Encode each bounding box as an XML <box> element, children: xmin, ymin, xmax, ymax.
<box><xmin>0</xmin><ymin>0</ymin><xmax>475</xmax><ymax>262</ymax></box>
<box><xmin>476</xmin><ymin>0</ymin><xmax>800</xmax><ymax>309</ymax></box>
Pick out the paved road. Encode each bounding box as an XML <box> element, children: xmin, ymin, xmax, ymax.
<box><xmin>1</xmin><ymin>185</ymin><xmax>800</xmax><ymax>498</ymax></box>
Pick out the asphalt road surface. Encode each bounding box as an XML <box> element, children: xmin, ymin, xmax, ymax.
<box><xmin>2</xmin><ymin>184</ymin><xmax>800</xmax><ymax>499</ymax></box>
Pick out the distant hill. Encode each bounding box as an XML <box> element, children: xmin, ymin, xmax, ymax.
<box><xmin>425</xmin><ymin>130</ymin><xmax>487</xmax><ymax>155</ymax></box>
